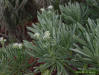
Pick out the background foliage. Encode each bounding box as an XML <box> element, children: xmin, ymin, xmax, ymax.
<box><xmin>0</xmin><ymin>0</ymin><xmax>99</xmax><ymax>75</ymax></box>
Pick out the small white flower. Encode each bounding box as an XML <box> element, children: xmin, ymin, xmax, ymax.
<box><xmin>0</xmin><ymin>37</ymin><xmax>3</xmax><ymax>42</ymax></box>
<box><xmin>13</xmin><ymin>43</ymin><xmax>19</xmax><ymax>48</ymax></box>
<box><xmin>48</xmin><ymin>5</ymin><xmax>53</xmax><ymax>9</ymax></box>
<box><xmin>13</xmin><ymin>43</ymin><xmax>23</xmax><ymax>49</ymax></box>
<box><xmin>18</xmin><ymin>43</ymin><xmax>23</xmax><ymax>49</ymax></box>
<box><xmin>40</xmin><ymin>8</ymin><xmax>45</xmax><ymax>11</ymax></box>
<box><xmin>4</xmin><ymin>39</ymin><xmax>7</xmax><ymax>42</ymax></box>
<box><xmin>0</xmin><ymin>37</ymin><xmax>6</xmax><ymax>42</ymax></box>
<box><xmin>45</xmin><ymin>31</ymin><xmax>50</xmax><ymax>35</ymax></box>
<box><xmin>43</xmin><ymin>31</ymin><xmax>50</xmax><ymax>39</ymax></box>
<box><xmin>34</xmin><ymin>32</ymin><xmax>40</xmax><ymax>39</ymax></box>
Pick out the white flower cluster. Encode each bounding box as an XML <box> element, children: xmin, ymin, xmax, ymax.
<box><xmin>40</xmin><ymin>5</ymin><xmax>53</xmax><ymax>12</ymax></box>
<box><xmin>34</xmin><ymin>32</ymin><xmax>40</xmax><ymax>39</ymax></box>
<box><xmin>43</xmin><ymin>31</ymin><xmax>50</xmax><ymax>40</ymax></box>
<box><xmin>34</xmin><ymin>31</ymin><xmax>50</xmax><ymax>40</ymax></box>
<box><xmin>48</xmin><ymin>5</ymin><xmax>53</xmax><ymax>9</ymax></box>
<box><xmin>0</xmin><ymin>37</ymin><xmax>6</xmax><ymax>43</ymax></box>
<box><xmin>40</xmin><ymin>8</ymin><xmax>45</xmax><ymax>11</ymax></box>
<box><xmin>13</xmin><ymin>43</ymin><xmax>23</xmax><ymax>49</ymax></box>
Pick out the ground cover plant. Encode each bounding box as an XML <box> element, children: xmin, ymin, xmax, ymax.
<box><xmin>0</xmin><ymin>0</ymin><xmax>99</xmax><ymax>75</ymax></box>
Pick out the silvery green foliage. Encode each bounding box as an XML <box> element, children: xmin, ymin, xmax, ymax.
<box><xmin>24</xmin><ymin>8</ymin><xmax>76</xmax><ymax>75</ymax></box>
<box><xmin>0</xmin><ymin>43</ymin><xmax>30</xmax><ymax>75</ymax></box>
<box><xmin>71</xmin><ymin>19</ymin><xmax>99</xmax><ymax>71</ymax></box>
<box><xmin>60</xmin><ymin>2</ymin><xmax>95</xmax><ymax>25</ymax></box>
<box><xmin>85</xmin><ymin>0</ymin><xmax>99</xmax><ymax>19</ymax></box>
<box><xmin>60</xmin><ymin>2</ymin><xmax>82</xmax><ymax>24</ymax></box>
<box><xmin>86</xmin><ymin>0</ymin><xmax>99</xmax><ymax>7</ymax></box>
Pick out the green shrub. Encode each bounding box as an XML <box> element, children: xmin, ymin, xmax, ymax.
<box><xmin>24</xmin><ymin>7</ymin><xmax>76</xmax><ymax>75</ymax></box>
<box><xmin>0</xmin><ymin>40</ymin><xmax>30</xmax><ymax>75</ymax></box>
<box><xmin>71</xmin><ymin>19</ymin><xmax>99</xmax><ymax>72</ymax></box>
